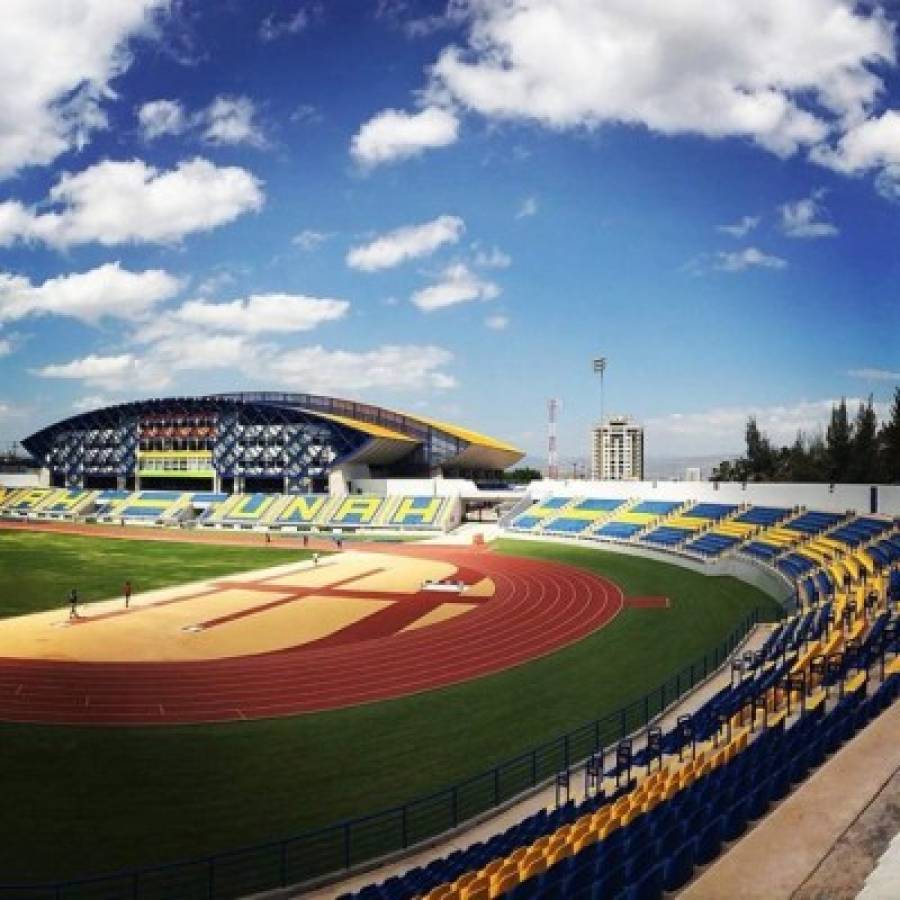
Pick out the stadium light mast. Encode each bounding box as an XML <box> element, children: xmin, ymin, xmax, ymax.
<box><xmin>547</xmin><ymin>398</ymin><xmax>560</xmax><ymax>481</ymax></box>
<box><xmin>593</xmin><ymin>357</ymin><xmax>607</xmax><ymax>427</ymax></box>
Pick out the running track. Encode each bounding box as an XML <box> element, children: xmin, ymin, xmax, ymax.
<box><xmin>0</xmin><ymin>523</ymin><xmax>624</xmax><ymax>726</ymax></box>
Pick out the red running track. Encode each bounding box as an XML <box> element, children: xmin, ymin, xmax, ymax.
<box><xmin>0</xmin><ymin>541</ymin><xmax>624</xmax><ymax>726</ymax></box>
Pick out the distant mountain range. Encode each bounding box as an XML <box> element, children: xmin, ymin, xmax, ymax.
<box><xmin>516</xmin><ymin>453</ymin><xmax>740</xmax><ymax>481</ymax></box>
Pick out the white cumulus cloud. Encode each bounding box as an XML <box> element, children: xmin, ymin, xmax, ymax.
<box><xmin>143</xmin><ymin>294</ymin><xmax>349</xmax><ymax>338</ymax></box>
<box><xmin>426</xmin><ymin>0</ymin><xmax>892</xmax><ymax>159</ymax></box>
<box><xmin>350</xmin><ymin>106</ymin><xmax>459</xmax><ymax>167</ymax></box>
<box><xmin>812</xmin><ymin>110</ymin><xmax>900</xmax><ymax>174</ymax></box>
<box><xmin>516</xmin><ymin>196</ymin><xmax>538</xmax><ymax>219</ymax></box>
<box><xmin>0</xmin><ymin>157</ymin><xmax>264</xmax><ymax>248</ymax></box>
<box><xmin>137</xmin><ymin>99</ymin><xmax>186</xmax><ymax>139</ymax></box>
<box><xmin>779</xmin><ymin>190</ymin><xmax>838</xmax><ymax>238</ymax></box>
<box><xmin>347</xmin><ymin>216</ymin><xmax>464</xmax><ymax>271</ymax></box>
<box><xmin>36</xmin><ymin>354</ymin><xmax>138</xmax><ymax>387</ymax></box>
<box><xmin>0</xmin><ymin>263</ymin><xmax>181</xmax><ymax>324</ymax></box>
<box><xmin>138</xmin><ymin>96</ymin><xmax>265</xmax><ymax>146</ymax></box>
<box><xmin>411</xmin><ymin>263</ymin><xmax>500</xmax><ymax>312</ymax></box>
<box><xmin>292</xmin><ymin>229</ymin><xmax>333</xmax><ymax>251</ymax></box>
<box><xmin>200</xmin><ymin>96</ymin><xmax>266</xmax><ymax>147</ymax></box>
<box><xmin>269</xmin><ymin>344</ymin><xmax>457</xmax><ymax>392</ymax></box>
<box><xmin>473</xmin><ymin>246</ymin><xmax>511</xmax><ymax>269</ymax></box>
<box><xmin>714</xmin><ymin>247</ymin><xmax>787</xmax><ymax>273</ymax></box>
<box><xmin>0</xmin><ymin>0</ymin><xmax>167</xmax><ymax>179</ymax></box>
<box><xmin>646</xmin><ymin>397</ymin><xmax>889</xmax><ymax>456</ymax></box>
<box><xmin>718</xmin><ymin>216</ymin><xmax>760</xmax><ymax>238</ymax></box>
<box><xmin>72</xmin><ymin>395</ymin><xmax>111</xmax><ymax>413</ymax></box>
<box><xmin>848</xmin><ymin>367</ymin><xmax>900</xmax><ymax>382</ymax></box>
<box><xmin>259</xmin><ymin>8</ymin><xmax>311</xmax><ymax>42</ymax></box>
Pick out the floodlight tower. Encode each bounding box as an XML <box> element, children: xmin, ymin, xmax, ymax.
<box><xmin>547</xmin><ymin>398</ymin><xmax>559</xmax><ymax>481</ymax></box>
<box><xmin>593</xmin><ymin>357</ymin><xmax>607</xmax><ymax>427</ymax></box>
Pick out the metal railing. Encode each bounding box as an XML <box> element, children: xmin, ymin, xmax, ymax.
<box><xmin>0</xmin><ymin>609</ymin><xmax>763</xmax><ymax>899</ymax></box>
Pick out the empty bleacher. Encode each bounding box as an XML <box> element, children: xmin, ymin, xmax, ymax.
<box><xmin>270</xmin><ymin>494</ymin><xmax>328</xmax><ymax>527</ymax></box>
<box><xmin>542</xmin><ymin>498</ymin><xmax>627</xmax><ymax>535</ymax></box>
<box><xmin>595</xmin><ymin>499</ymin><xmax>682</xmax><ymax>541</ymax></box>
<box><xmin>342</xmin><ymin>562</ymin><xmax>900</xmax><ymax>900</ymax></box>
<box><xmin>329</xmin><ymin>495</ymin><xmax>386</xmax><ymax>527</ymax></box>
<box><xmin>743</xmin><ymin>508</ymin><xmax>843</xmax><ymax>563</ymax></box>
<box><xmin>510</xmin><ymin>497</ymin><xmax>574</xmax><ymax>532</ymax></box>
<box><xmin>640</xmin><ymin>503</ymin><xmax>736</xmax><ymax>550</ymax></box>
<box><xmin>772</xmin><ymin>514</ymin><xmax>894</xmax><ymax>585</ymax></box>
<box><xmin>387</xmin><ymin>496</ymin><xmax>449</xmax><ymax>528</ymax></box>
<box><xmin>684</xmin><ymin>504</ymin><xmax>758</xmax><ymax>557</ymax></box>
<box><xmin>112</xmin><ymin>491</ymin><xmax>190</xmax><ymax>521</ymax></box>
<box><xmin>210</xmin><ymin>493</ymin><xmax>279</xmax><ymax>525</ymax></box>
<box><xmin>0</xmin><ymin>487</ymin><xmax>53</xmax><ymax>513</ymax></box>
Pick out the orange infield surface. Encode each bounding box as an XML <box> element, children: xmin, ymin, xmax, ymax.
<box><xmin>0</xmin><ymin>522</ymin><xmax>625</xmax><ymax>725</ymax></box>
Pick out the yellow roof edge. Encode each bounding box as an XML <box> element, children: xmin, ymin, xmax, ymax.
<box><xmin>303</xmin><ymin>409</ymin><xmax>417</xmax><ymax>442</ymax></box>
<box><xmin>394</xmin><ymin>410</ymin><xmax>524</xmax><ymax>456</ymax></box>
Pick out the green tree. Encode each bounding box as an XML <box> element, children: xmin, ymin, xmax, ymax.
<box><xmin>825</xmin><ymin>398</ymin><xmax>853</xmax><ymax>482</ymax></box>
<box><xmin>779</xmin><ymin>431</ymin><xmax>820</xmax><ymax>482</ymax></box>
<box><xmin>503</xmin><ymin>467</ymin><xmax>542</xmax><ymax>484</ymax></box>
<box><xmin>849</xmin><ymin>395</ymin><xmax>879</xmax><ymax>483</ymax></box>
<box><xmin>745</xmin><ymin>416</ymin><xmax>775</xmax><ymax>480</ymax></box>
<box><xmin>879</xmin><ymin>387</ymin><xmax>900</xmax><ymax>483</ymax></box>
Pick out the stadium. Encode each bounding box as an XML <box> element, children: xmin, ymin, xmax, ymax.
<box><xmin>22</xmin><ymin>392</ymin><xmax>524</xmax><ymax>492</ymax></box>
<box><xmin>0</xmin><ymin>390</ymin><xmax>899</xmax><ymax>900</ymax></box>
<box><xmin>4</xmin><ymin>4</ymin><xmax>900</xmax><ymax>899</ymax></box>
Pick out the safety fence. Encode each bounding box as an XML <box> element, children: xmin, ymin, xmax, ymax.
<box><xmin>0</xmin><ymin>609</ymin><xmax>764</xmax><ymax>899</ymax></box>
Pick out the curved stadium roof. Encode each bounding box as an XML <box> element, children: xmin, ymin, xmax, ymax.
<box><xmin>23</xmin><ymin>392</ymin><xmax>524</xmax><ymax>474</ymax></box>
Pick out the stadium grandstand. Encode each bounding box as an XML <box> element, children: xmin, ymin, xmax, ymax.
<box><xmin>20</xmin><ymin>393</ymin><xmax>523</xmax><ymax>494</ymax></box>
<box><xmin>3</xmin><ymin>418</ymin><xmax>900</xmax><ymax>898</ymax></box>
<box><xmin>330</xmin><ymin>481</ymin><xmax>900</xmax><ymax>900</ymax></box>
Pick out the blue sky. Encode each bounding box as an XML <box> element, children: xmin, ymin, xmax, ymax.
<box><xmin>1</xmin><ymin>0</ymin><xmax>900</xmax><ymax>464</ymax></box>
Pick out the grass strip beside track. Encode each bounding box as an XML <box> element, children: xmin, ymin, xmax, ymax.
<box><xmin>0</xmin><ymin>535</ymin><xmax>781</xmax><ymax>882</ymax></box>
<box><xmin>0</xmin><ymin>530</ymin><xmax>316</xmax><ymax>618</ymax></box>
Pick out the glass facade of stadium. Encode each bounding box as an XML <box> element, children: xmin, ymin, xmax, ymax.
<box><xmin>22</xmin><ymin>393</ymin><xmax>523</xmax><ymax>493</ymax></box>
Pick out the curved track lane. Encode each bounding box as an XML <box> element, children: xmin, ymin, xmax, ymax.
<box><xmin>0</xmin><ymin>540</ymin><xmax>623</xmax><ymax>725</ymax></box>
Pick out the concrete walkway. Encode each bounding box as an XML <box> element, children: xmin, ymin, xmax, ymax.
<box><xmin>682</xmin><ymin>695</ymin><xmax>900</xmax><ymax>900</ymax></box>
<box><xmin>297</xmin><ymin>625</ymin><xmax>770</xmax><ymax>899</ymax></box>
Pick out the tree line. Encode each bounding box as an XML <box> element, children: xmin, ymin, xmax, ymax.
<box><xmin>712</xmin><ymin>388</ymin><xmax>900</xmax><ymax>484</ymax></box>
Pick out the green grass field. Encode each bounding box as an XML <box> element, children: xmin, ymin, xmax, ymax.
<box><xmin>0</xmin><ymin>529</ymin><xmax>315</xmax><ymax>618</ymax></box>
<box><xmin>0</xmin><ymin>531</ymin><xmax>781</xmax><ymax>884</ymax></box>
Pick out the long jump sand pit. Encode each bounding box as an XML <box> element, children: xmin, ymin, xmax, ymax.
<box><xmin>0</xmin><ymin>541</ymin><xmax>624</xmax><ymax>725</ymax></box>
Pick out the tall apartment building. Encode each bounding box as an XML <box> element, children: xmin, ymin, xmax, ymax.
<box><xmin>591</xmin><ymin>415</ymin><xmax>644</xmax><ymax>481</ymax></box>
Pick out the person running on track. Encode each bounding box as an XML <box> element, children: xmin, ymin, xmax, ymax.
<box><xmin>124</xmin><ymin>580</ymin><xmax>132</xmax><ymax>609</ymax></box>
<box><xmin>68</xmin><ymin>588</ymin><xmax>79</xmax><ymax>619</ymax></box>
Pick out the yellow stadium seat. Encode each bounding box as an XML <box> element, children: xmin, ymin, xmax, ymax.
<box><xmin>591</xmin><ymin>807</ymin><xmax>611</xmax><ymax>828</ymax></box>
<box><xmin>480</xmin><ymin>859</ymin><xmax>504</xmax><ymax>880</ymax></box>
<box><xmin>547</xmin><ymin>844</ymin><xmax>573</xmax><ymax>866</ymax></box>
<box><xmin>455</xmin><ymin>872</ymin><xmax>478</xmax><ymax>891</ymax></box>
<box><xmin>506</xmin><ymin>848</ymin><xmax>528</xmax><ymax>867</ymax></box>
<box><xmin>489</xmin><ymin>871</ymin><xmax>519</xmax><ymax>898</ymax></box>
<box><xmin>598</xmin><ymin>818</ymin><xmax>621</xmax><ymax>839</ymax></box>
<box><xmin>530</xmin><ymin>836</ymin><xmax>551</xmax><ymax>854</ymax></box>
<box><xmin>519</xmin><ymin>856</ymin><xmax>546</xmax><ymax>879</ymax></box>
<box><xmin>460</xmin><ymin>877</ymin><xmax>489</xmax><ymax>900</ymax></box>
<box><xmin>424</xmin><ymin>886</ymin><xmax>455</xmax><ymax>900</ymax></box>
<box><xmin>573</xmin><ymin>830</ymin><xmax>599</xmax><ymax>854</ymax></box>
